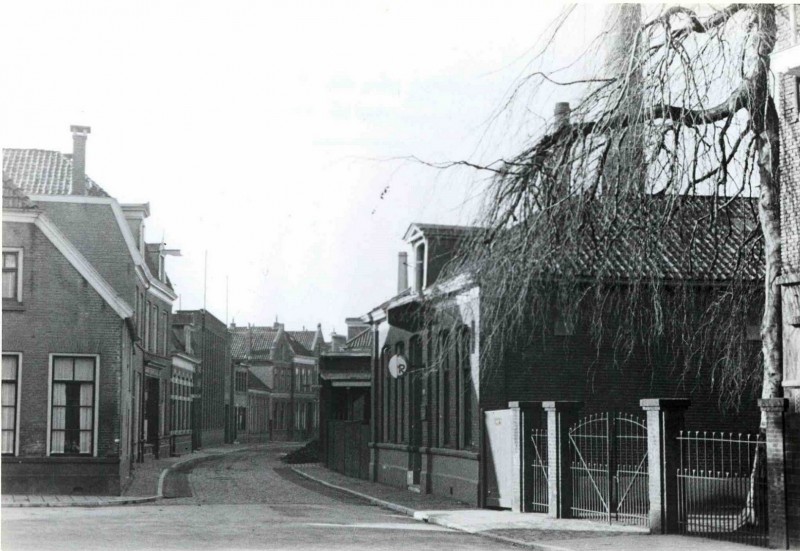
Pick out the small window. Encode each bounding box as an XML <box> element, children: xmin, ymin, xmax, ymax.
<box><xmin>50</xmin><ymin>356</ymin><xmax>96</xmax><ymax>456</ymax></box>
<box><xmin>2</xmin><ymin>251</ymin><xmax>21</xmax><ymax>301</ymax></box>
<box><xmin>2</xmin><ymin>355</ymin><xmax>20</xmax><ymax>455</ymax></box>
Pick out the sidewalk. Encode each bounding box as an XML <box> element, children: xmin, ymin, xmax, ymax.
<box><xmin>291</xmin><ymin>463</ymin><xmax>759</xmax><ymax>551</ymax></box>
<box><xmin>2</xmin><ymin>443</ymin><xmax>261</xmax><ymax>508</ymax></box>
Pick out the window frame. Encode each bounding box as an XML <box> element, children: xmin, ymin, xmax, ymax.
<box><xmin>2</xmin><ymin>353</ymin><xmax>22</xmax><ymax>456</ymax></box>
<box><xmin>46</xmin><ymin>354</ymin><xmax>99</xmax><ymax>457</ymax></box>
<box><xmin>2</xmin><ymin>248</ymin><xmax>23</xmax><ymax>303</ymax></box>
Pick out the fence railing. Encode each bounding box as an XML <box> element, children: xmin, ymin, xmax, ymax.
<box><xmin>677</xmin><ymin>431</ymin><xmax>768</xmax><ymax>548</ymax></box>
<box><xmin>530</xmin><ymin>428</ymin><xmax>548</xmax><ymax>512</ymax></box>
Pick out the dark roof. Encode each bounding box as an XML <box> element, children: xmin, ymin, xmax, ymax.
<box><xmin>230</xmin><ymin>326</ymin><xmax>278</xmax><ymax>361</ymax></box>
<box><xmin>3</xmin><ymin>176</ymin><xmax>36</xmax><ymax>210</ymax></box>
<box><xmin>345</xmin><ymin>327</ymin><xmax>373</xmax><ymax>352</ymax></box>
<box><xmin>248</xmin><ymin>371</ymin><xmax>272</xmax><ymax>392</ymax></box>
<box><xmin>561</xmin><ymin>197</ymin><xmax>762</xmax><ymax>281</ymax></box>
<box><xmin>286</xmin><ymin>333</ymin><xmax>313</xmax><ymax>357</ymax></box>
<box><xmin>3</xmin><ymin>149</ymin><xmax>110</xmax><ymax>197</ymax></box>
<box><xmin>407</xmin><ymin>223</ymin><xmax>481</xmax><ymax>239</ymax></box>
<box><xmin>287</xmin><ymin>330</ymin><xmax>317</xmax><ymax>351</ymax></box>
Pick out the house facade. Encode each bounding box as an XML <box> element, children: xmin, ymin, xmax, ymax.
<box><xmin>365</xmin><ymin>221</ymin><xmax>762</xmax><ymax>506</ymax></box>
<box><xmin>773</xmin><ymin>4</ymin><xmax>800</xmax><ymax>546</ymax></box>
<box><xmin>173</xmin><ymin>309</ymin><xmax>230</xmax><ymax>448</ymax></box>
<box><xmin>229</xmin><ymin>322</ymin><xmax>322</xmax><ymax>442</ymax></box>
<box><xmin>2</xmin><ymin>126</ymin><xmax>177</xmax><ymax>494</ymax></box>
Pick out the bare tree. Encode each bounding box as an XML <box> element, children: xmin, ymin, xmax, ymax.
<box><xmin>425</xmin><ymin>4</ymin><xmax>784</xmax><ymax>411</ymax></box>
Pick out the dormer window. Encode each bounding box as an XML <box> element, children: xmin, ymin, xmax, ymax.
<box><xmin>415</xmin><ymin>242</ymin><xmax>426</xmax><ymax>292</ymax></box>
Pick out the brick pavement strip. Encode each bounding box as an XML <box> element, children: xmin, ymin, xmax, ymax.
<box><xmin>290</xmin><ymin>464</ymin><xmax>760</xmax><ymax>551</ymax></box>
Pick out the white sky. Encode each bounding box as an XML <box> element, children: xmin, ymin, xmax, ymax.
<box><xmin>1</xmin><ymin>1</ymin><xmax>603</xmax><ymax>336</ymax></box>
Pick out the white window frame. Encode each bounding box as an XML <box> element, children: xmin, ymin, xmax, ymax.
<box><xmin>2</xmin><ymin>248</ymin><xmax>24</xmax><ymax>302</ymax></box>
<box><xmin>46</xmin><ymin>354</ymin><xmax>100</xmax><ymax>457</ymax></box>
<box><xmin>2</xmin><ymin>352</ymin><xmax>22</xmax><ymax>456</ymax></box>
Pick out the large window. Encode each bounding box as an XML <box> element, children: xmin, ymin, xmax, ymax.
<box><xmin>459</xmin><ymin>327</ymin><xmax>475</xmax><ymax>449</ymax></box>
<box><xmin>51</xmin><ymin>356</ymin><xmax>96</xmax><ymax>456</ymax></box>
<box><xmin>2</xmin><ymin>355</ymin><xmax>20</xmax><ymax>455</ymax></box>
<box><xmin>2</xmin><ymin>250</ymin><xmax>21</xmax><ymax>301</ymax></box>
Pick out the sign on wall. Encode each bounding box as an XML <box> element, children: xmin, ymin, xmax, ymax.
<box><xmin>388</xmin><ymin>354</ymin><xmax>407</xmax><ymax>378</ymax></box>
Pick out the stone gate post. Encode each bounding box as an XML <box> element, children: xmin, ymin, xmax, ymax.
<box><xmin>759</xmin><ymin>397</ymin><xmax>789</xmax><ymax>550</ymax></box>
<box><xmin>543</xmin><ymin>401</ymin><xmax>583</xmax><ymax>518</ymax></box>
<box><xmin>640</xmin><ymin>398</ymin><xmax>689</xmax><ymax>534</ymax></box>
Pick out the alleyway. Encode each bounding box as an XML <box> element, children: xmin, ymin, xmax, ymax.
<box><xmin>1</xmin><ymin>445</ymin><xmax>516</xmax><ymax>551</ymax></box>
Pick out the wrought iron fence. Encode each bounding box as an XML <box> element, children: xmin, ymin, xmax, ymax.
<box><xmin>677</xmin><ymin>431</ymin><xmax>768</xmax><ymax>548</ymax></box>
<box><xmin>530</xmin><ymin>427</ymin><xmax>548</xmax><ymax>512</ymax></box>
<box><xmin>569</xmin><ymin>412</ymin><xmax>649</xmax><ymax>526</ymax></box>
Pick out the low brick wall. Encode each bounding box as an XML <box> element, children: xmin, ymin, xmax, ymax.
<box><xmin>375</xmin><ymin>444</ymin><xmax>409</xmax><ymax>489</ymax></box>
<box><xmin>426</xmin><ymin>448</ymin><xmax>479</xmax><ymax>505</ymax></box>
<box><xmin>1</xmin><ymin>456</ymin><xmax>121</xmax><ymax>495</ymax></box>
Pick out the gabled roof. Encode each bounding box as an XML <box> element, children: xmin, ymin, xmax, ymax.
<box><xmin>403</xmin><ymin>223</ymin><xmax>481</xmax><ymax>242</ymax></box>
<box><xmin>345</xmin><ymin>327</ymin><xmax>373</xmax><ymax>352</ymax></box>
<box><xmin>3</xmin><ymin>176</ymin><xmax>36</xmax><ymax>210</ymax></box>
<box><xmin>3</xmin><ymin>149</ymin><xmax>110</xmax><ymax>197</ymax></box>
<box><xmin>230</xmin><ymin>326</ymin><xmax>278</xmax><ymax>361</ymax></box>
<box><xmin>287</xmin><ymin>330</ymin><xmax>316</xmax><ymax>351</ymax></box>
<box><xmin>286</xmin><ymin>333</ymin><xmax>314</xmax><ymax>357</ymax></box>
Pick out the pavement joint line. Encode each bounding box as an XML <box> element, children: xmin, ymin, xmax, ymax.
<box><xmin>289</xmin><ymin>466</ymin><xmax>581</xmax><ymax>551</ymax></box>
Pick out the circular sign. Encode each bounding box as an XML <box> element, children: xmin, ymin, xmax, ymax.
<box><xmin>388</xmin><ymin>354</ymin><xmax>408</xmax><ymax>378</ymax></box>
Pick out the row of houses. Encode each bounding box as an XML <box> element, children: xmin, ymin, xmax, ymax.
<box><xmin>320</xmin><ymin>6</ymin><xmax>800</xmax><ymax>547</ymax></box>
<box><xmin>1</xmin><ymin>128</ymin><xmax>323</xmax><ymax>495</ymax></box>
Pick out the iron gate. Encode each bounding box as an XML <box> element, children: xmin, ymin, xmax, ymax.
<box><xmin>569</xmin><ymin>412</ymin><xmax>649</xmax><ymax>526</ymax></box>
<box><xmin>530</xmin><ymin>427</ymin><xmax>548</xmax><ymax>512</ymax></box>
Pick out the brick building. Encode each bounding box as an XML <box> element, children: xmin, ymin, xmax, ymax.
<box><xmin>173</xmin><ymin>309</ymin><xmax>230</xmax><ymax>448</ymax></box>
<box><xmin>773</xmin><ymin>4</ymin><xmax>800</xmax><ymax>546</ymax></box>
<box><xmin>169</xmin><ymin>317</ymin><xmax>200</xmax><ymax>455</ymax></box>
<box><xmin>366</xmin><ymin>219</ymin><xmax>762</xmax><ymax>506</ymax></box>
<box><xmin>2</xmin><ymin>127</ymin><xmax>177</xmax><ymax>494</ymax></box>
<box><xmin>229</xmin><ymin>322</ymin><xmax>322</xmax><ymax>442</ymax></box>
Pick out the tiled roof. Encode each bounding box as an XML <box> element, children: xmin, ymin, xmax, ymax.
<box><xmin>560</xmin><ymin>197</ymin><xmax>762</xmax><ymax>281</ymax></box>
<box><xmin>3</xmin><ymin>149</ymin><xmax>109</xmax><ymax>197</ymax></box>
<box><xmin>3</xmin><ymin>176</ymin><xmax>36</xmax><ymax>210</ymax></box>
<box><xmin>230</xmin><ymin>326</ymin><xmax>278</xmax><ymax>361</ymax></box>
<box><xmin>286</xmin><ymin>334</ymin><xmax>313</xmax><ymax>357</ymax></box>
<box><xmin>287</xmin><ymin>330</ymin><xmax>317</xmax><ymax>351</ymax></box>
<box><xmin>345</xmin><ymin>328</ymin><xmax>373</xmax><ymax>352</ymax></box>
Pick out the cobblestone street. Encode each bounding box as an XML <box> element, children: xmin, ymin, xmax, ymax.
<box><xmin>1</xmin><ymin>445</ymin><xmax>516</xmax><ymax>551</ymax></box>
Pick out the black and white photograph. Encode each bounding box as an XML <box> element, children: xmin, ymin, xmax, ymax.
<box><xmin>1</xmin><ymin>2</ymin><xmax>799</xmax><ymax>550</ymax></box>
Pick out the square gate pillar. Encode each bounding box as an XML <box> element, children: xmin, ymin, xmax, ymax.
<box><xmin>543</xmin><ymin>401</ymin><xmax>583</xmax><ymax>518</ymax></box>
<box><xmin>759</xmin><ymin>397</ymin><xmax>789</xmax><ymax>550</ymax></box>
<box><xmin>640</xmin><ymin>398</ymin><xmax>690</xmax><ymax>534</ymax></box>
<box><xmin>508</xmin><ymin>401</ymin><xmax>540</xmax><ymax>513</ymax></box>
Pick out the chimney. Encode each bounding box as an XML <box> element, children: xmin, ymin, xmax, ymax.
<box><xmin>70</xmin><ymin>125</ymin><xmax>91</xmax><ymax>195</ymax></box>
<box><xmin>330</xmin><ymin>332</ymin><xmax>346</xmax><ymax>352</ymax></box>
<box><xmin>398</xmin><ymin>252</ymin><xmax>408</xmax><ymax>293</ymax></box>
<box><xmin>554</xmin><ymin>102</ymin><xmax>571</xmax><ymax>129</ymax></box>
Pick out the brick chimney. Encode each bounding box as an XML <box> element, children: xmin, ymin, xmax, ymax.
<box><xmin>330</xmin><ymin>332</ymin><xmax>346</xmax><ymax>352</ymax></box>
<box><xmin>398</xmin><ymin>252</ymin><xmax>408</xmax><ymax>293</ymax></box>
<box><xmin>70</xmin><ymin>125</ymin><xmax>91</xmax><ymax>195</ymax></box>
<box><xmin>554</xmin><ymin>102</ymin><xmax>571</xmax><ymax>129</ymax></box>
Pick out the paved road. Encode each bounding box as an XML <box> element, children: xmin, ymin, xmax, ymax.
<box><xmin>2</xmin><ymin>445</ymin><xmax>515</xmax><ymax>551</ymax></box>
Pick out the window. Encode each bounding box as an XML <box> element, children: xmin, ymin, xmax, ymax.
<box><xmin>439</xmin><ymin>330</ymin><xmax>451</xmax><ymax>447</ymax></box>
<box><xmin>2</xmin><ymin>251</ymin><xmax>21</xmax><ymax>301</ymax></box>
<box><xmin>151</xmin><ymin>304</ymin><xmax>158</xmax><ymax>352</ymax></box>
<box><xmin>144</xmin><ymin>301</ymin><xmax>151</xmax><ymax>350</ymax></box>
<box><xmin>415</xmin><ymin>243</ymin><xmax>425</xmax><ymax>292</ymax></box>
<box><xmin>50</xmin><ymin>356</ymin><xmax>96</xmax><ymax>455</ymax></box>
<box><xmin>235</xmin><ymin>371</ymin><xmax>247</xmax><ymax>392</ymax></box>
<box><xmin>2</xmin><ymin>355</ymin><xmax>20</xmax><ymax>455</ymax></box>
<box><xmin>162</xmin><ymin>312</ymin><xmax>168</xmax><ymax>355</ymax></box>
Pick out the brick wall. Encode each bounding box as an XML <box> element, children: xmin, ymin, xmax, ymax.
<box><xmin>2</xmin><ymin>220</ymin><xmax>127</xmax><ymax>494</ymax></box>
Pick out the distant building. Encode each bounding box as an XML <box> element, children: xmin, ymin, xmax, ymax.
<box><xmin>170</xmin><ymin>316</ymin><xmax>200</xmax><ymax>455</ymax></box>
<box><xmin>174</xmin><ymin>309</ymin><xmax>230</xmax><ymax>448</ymax></box>
<box><xmin>2</xmin><ymin>127</ymin><xmax>177</xmax><ymax>494</ymax></box>
<box><xmin>230</xmin><ymin>322</ymin><xmax>323</xmax><ymax>442</ymax></box>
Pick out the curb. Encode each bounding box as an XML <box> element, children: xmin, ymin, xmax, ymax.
<box><xmin>289</xmin><ymin>467</ymin><xmax>568</xmax><ymax>551</ymax></box>
<box><xmin>4</xmin><ymin>445</ymin><xmax>262</xmax><ymax>509</ymax></box>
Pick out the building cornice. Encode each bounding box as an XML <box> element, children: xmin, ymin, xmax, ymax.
<box><xmin>29</xmin><ymin>195</ymin><xmax>178</xmax><ymax>302</ymax></box>
<box><xmin>3</xmin><ymin>209</ymin><xmax>134</xmax><ymax>318</ymax></box>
